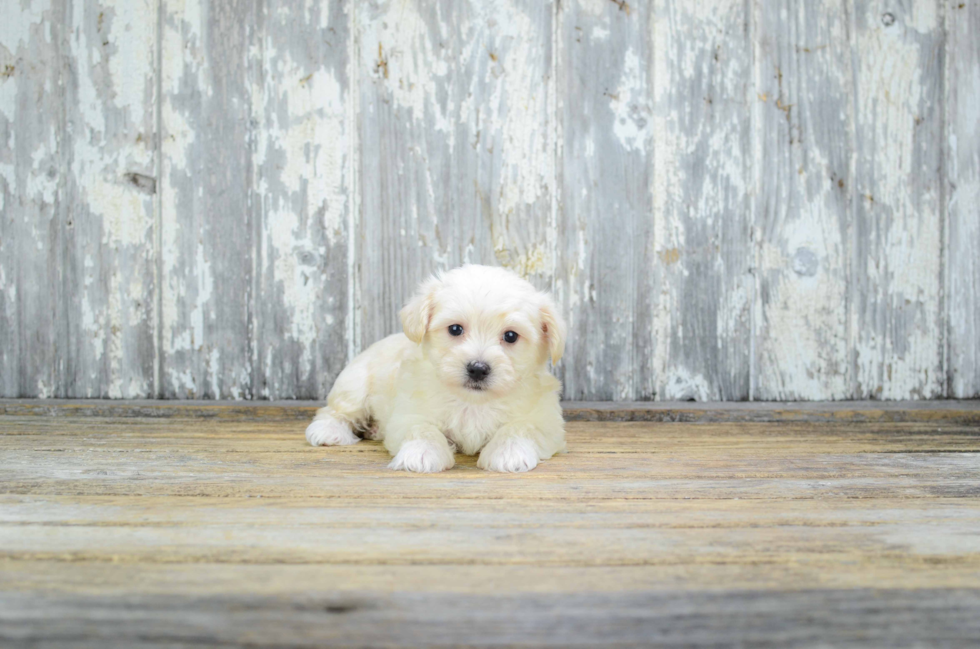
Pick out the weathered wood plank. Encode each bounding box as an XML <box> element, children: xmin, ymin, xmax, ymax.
<box><xmin>557</xmin><ymin>0</ymin><xmax>655</xmax><ymax>400</ymax></box>
<box><xmin>2</xmin><ymin>410</ymin><xmax>979</xmax><ymax>645</ymax></box>
<box><xmin>4</xmin><ymin>491</ymin><xmax>980</xmax><ymax>566</ymax></box>
<box><xmin>2</xmin><ymin>0</ymin><xmax>979</xmax><ymax>403</ymax></box>
<box><xmin>0</xmin><ymin>1</ymin><xmax>68</xmax><ymax>398</ymax></box>
<box><xmin>251</xmin><ymin>0</ymin><xmax>349</xmax><ymax>399</ymax></box>
<box><xmin>3</xmin><ymin>398</ymin><xmax>980</xmax><ymax>423</ymax></box>
<box><xmin>754</xmin><ymin>0</ymin><xmax>853</xmax><ymax>399</ymax></box>
<box><xmin>650</xmin><ymin>0</ymin><xmax>752</xmax><ymax>401</ymax></box>
<box><xmin>850</xmin><ymin>0</ymin><xmax>944</xmax><ymax>399</ymax></box>
<box><xmin>2</xmin><ymin>416</ymin><xmax>978</xmax><ymax>500</ymax></box>
<box><xmin>946</xmin><ymin>0</ymin><xmax>980</xmax><ymax>398</ymax></box>
<box><xmin>3</xmin><ymin>588</ymin><xmax>979</xmax><ymax>648</ymax></box>
<box><xmin>5</xmin><ymin>558</ymin><xmax>980</xmax><ymax>595</ymax></box>
<box><xmin>158</xmin><ymin>0</ymin><xmax>254</xmax><ymax>398</ymax></box>
<box><xmin>64</xmin><ymin>0</ymin><xmax>158</xmax><ymax>398</ymax></box>
<box><xmin>355</xmin><ymin>0</ymin><xmax>556</xmax><ymax>350</ymax></box>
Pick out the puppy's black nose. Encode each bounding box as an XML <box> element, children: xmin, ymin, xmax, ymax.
<box><xmin>466</xmin><ymin>361</ymin><xmax>491</xmax><ymax>382</ymax></box>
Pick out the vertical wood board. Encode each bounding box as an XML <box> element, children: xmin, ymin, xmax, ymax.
<box><xmin>0</xmin><ymin>0</ymin><xmax>68</xmax><ymax>398</ymax></box>
<box><xmin>159</xmin><ymin>0</ymin><xmax>254</xmax><ymax>398</ymax></box>
<box><xmin>355</xmin><ymin>0</ymin><xmax>555</xmax><ymax>350</ymax></box>
<box><xmin>754</xmin><ymin>0</ymin><xmax>853</xmax><ymax>400</ymax></box>
<box><xmin>850</xmin><ymin>0</ymin><xmax>944</xmax><ymax>399</ymax></box>
<box><xmin>557</xmin><ymin>0</ymin><xmax>655</xmax><ymax>401</ymax></box>
<box><xmin>650</xmin><ymin>0</ymin><xmax>753</xmax><ymax>401</ymax></box>
<box><xmin>946</xmin><ymin>0</ymin><xmax>980</xmax><ymax>398</ymax></box>
<box><xmin>64</xmin><ymin>0</ymin><xmax>158</xmax><ymax>398</ymax></box>
<box><xmin>251</xmin><ymin>0</ymin><xmax>350</xmax><ymax>399</ymax></box>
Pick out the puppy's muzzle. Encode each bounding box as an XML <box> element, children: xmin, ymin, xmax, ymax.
<box><xmin>466</xmin><ymin>361</ymin><xmax>491</xmax><ymax>383</ymax></box>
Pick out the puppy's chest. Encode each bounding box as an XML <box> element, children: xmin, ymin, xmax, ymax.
<box><xmin>442</xmin><ymin>403</ymin><xmax>504</xmax><ymax>454</ymax></box>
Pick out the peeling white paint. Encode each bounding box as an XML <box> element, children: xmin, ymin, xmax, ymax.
<box><xmin>852</xmin><ymin>2</ymin><xmax>942</xmax><ymax>399</ymax></box>
<box><xmin>611</xmin><ymin>48</ymin><xmax>651</xmax><ymax>152</ymax></box>
<box><xmin>361</xmin><ymin>1</ymin><xmax>450</xmax><ymax>131</ymax></box>
<box><xmin>2</xmin><ymin>0</ymin><xmax>975</xmax><ymax>401</ymax></box>
<box><xmin>496</xmin><ymin>2</ymin><xmax>553</xmax><ymax>221</ymax></box>
<box><xmin>0</xmin><ymin>0</ymin><xmax>50</xmax><ymax>54</ymax></box>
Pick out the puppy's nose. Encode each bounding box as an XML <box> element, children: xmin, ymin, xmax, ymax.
<box><xmin>466</xmin><ymin>361</ymin><xmax>491</xmax><ymax>382</ymax></box>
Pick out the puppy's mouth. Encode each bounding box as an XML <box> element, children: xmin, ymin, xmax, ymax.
<box><xmin>463</xmin><ymin>381</ymin><xmax>487</xmax><ymax>391</ymax></box>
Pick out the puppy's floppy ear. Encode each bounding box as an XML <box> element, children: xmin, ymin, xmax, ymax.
<box><xmin>400</xmin><ymin>276</ymin><xmax>441</xmax><ymax>344</ymax></box>
<box><xmin>539</xmin><ymin>294</ymin><xmax>566</xmax><ymax>365</ymax></box>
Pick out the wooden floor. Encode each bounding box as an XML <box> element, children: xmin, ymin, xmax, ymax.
<box><xmin>2</xmin><ymin>401</ymin><xmax>980</xmax><ymax>647</ymax></box>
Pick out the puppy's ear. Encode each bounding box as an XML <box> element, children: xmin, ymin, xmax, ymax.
<box><xmin>400</xmin><ymin>277</ymin><xmax>441</xmax><ymax>344</ymax></box>
<box><xmin>539</xmin><ymin>294</ymin><xmax>566</xmax><ymax>365</ymax></box>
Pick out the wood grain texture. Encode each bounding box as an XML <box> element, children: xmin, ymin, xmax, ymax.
<box><xmin>251</xmin><ymin>0</ymin><xmax>350</xmax><ymax>399</ymax></box>
<box><xmin>159</xmin><ymin>0</ymin><xmax>254</xmax><ymax>398</ymax></box>
<box><xmin>850</xmin><ymin>0</ymin><xmax>944</xmax><ymax>399</ymax></box>
<box><xmin>557</xmin><ymin>0</ymin><xmax>655</xmax><ymax>401</ymax></box>
<box><xmin>0</xmin><ymin>1</ymin><xmax>68</xmax><ymax>398</ymax></box>
<box><xmin>0</xmin><ymin>0</ymin><xmax>973</xmax><ymax>402</ymax></box>
<box><xmin>355</xmin><ymin>0</ymin><xmax>555</xmax><ymax>350</ymax></box>
<box><xmin>754</xmin><ymin>0</ymin><xmax>853</xmax><ymax>400</ymax></box>
<box><xmin>3</xmin><ymin>588</ymin><xmax>979</xmax><ymax>648</ymax></box>
<box><xmin>946</xmin><ymin>0</ymin><xmax>980</xmax><ymax>398</ymax></box>
<box><xmin>64</xmin><ymin>0</ymin><xmax>158</xmax><ymax>398</ymax></box>
<box><xmin>651</xmin><ymin>0</ymin><xmax>753</xmax><ymax>401</ymax></box>
<box><xmin>5</xmin><ymin>397</ymin><xmax>980</xmax><ymax>423</ymax></box>
<box><xmin>1</xmin><ymin>408</ymin><xmax>979</xmax><ymax>646</ymax></box>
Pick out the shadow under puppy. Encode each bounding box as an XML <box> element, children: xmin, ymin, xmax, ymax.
<box><xmin>305</xmin><ymin>264</ymin><xmax>566</xmax><ymax>473</ymax></box>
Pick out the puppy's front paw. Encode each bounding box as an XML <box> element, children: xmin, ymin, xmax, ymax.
<box><xmin>306</xmin><ymin>416</ymin><xmax>359</xmax><ymax>447</ymax></box>
<box><xmin>388</xmin><ymin>439</ymin><xmax>455</xmax><ymax>473</ymax></box>
<box><xmin>478</xmin><ymin>437</ymin><xmax>539</xmax><ymax>473</ymax></box>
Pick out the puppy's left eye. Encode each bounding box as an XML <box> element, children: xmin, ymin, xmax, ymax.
<box><xmin>503</xmin><ymin>331</ymin><xmax>519</xmax><ymax>344</ymax></box>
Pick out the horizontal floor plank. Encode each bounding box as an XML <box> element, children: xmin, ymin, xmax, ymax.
<box><xmin>3</xmin><ymin>399</ymin><xmax>980</xmax><ymax>423</ymax></box>
<box><xmin>3</xmin><ymin>589</ymin><xmax>980</xmax><ymax>648</ymax></box>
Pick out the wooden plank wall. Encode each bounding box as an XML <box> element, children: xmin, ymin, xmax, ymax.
<box><xmin>0</xmin><ymin>0</ymin><xmax>976</xmax><ymax>401</ymax></box>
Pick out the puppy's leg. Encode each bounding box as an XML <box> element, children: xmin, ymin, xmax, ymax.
<box><xmin>305</xmin><ymin>363</ymin><xmax>372</xmax><ymax>447</ymax></box>
<box><xmin>478</xmin><ymin>409</ymin><xmax>566</xmax><ymax>473</ymax></box>
<box><xmin>305</xmin><ymin>408</ymin><xmax>360</xmax><ymax>447</ymax></box>
<box><xmin>384</xmin><ymin>420</ymin><xmax>455</xmax><ymax>473</ymax></box>
<box><xmin>477</xmin><ymin>425</ymin><xmax>541</xmax><ymax>473</ymax></box>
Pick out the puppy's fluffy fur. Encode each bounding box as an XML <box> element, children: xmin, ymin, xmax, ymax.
<box><xmin>305</xmin><ymin>265</ymin><xmax>566</xmax><ymax>473</ymax></box>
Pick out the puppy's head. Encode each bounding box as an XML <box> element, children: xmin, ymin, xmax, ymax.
<box><xmin>400</xmin><ymin>265</ymin><xmax>565</xmax><ymax>398</ymax></box>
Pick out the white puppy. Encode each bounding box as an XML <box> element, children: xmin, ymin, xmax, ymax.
<box><xmin>305</xmin><ymin>264</ymin><xmax>566</xmax><ymax>473</ymax></box>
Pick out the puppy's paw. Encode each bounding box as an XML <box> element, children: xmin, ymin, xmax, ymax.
<box><xmin>478</xmin><ymin>437</ymin><xmax>539</xmax><ymax>473</ymax></box>
<box><xmin>388</xmin><ymin>439</ymin><xmax>455</xmax><ymax>473</ymax></box>
<box><xmin>306</xmin><ymin>416</ymin><xmax>359</xmax><ymax>447</ymax></box>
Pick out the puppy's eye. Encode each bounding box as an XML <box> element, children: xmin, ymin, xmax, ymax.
<box><xmin>448</xmin><ymin>324</ymin><xmax>464</xmax><ymax>337</ymax></box>
<box><xmin>503</xmin><ymin>330</ymin><xmax>519</xmax><ymax>344</ymax></box>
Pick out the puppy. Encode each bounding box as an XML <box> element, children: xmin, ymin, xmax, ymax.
<box><xmin>305</xmin><ymin>264</ymin><xmax>566</xmax><ymax>473</ymax></box>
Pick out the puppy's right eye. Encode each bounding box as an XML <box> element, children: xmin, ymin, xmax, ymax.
<box><xmin>448</xmin><ymin>324</ymin><xmax>464</xmax><ymax>337</ymax></box>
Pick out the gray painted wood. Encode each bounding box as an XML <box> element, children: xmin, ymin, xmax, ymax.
<box><xmin>947</xmin><ymin>0</ymin><xmax>980</xmax><ymax>398</ymax></box>
<box><xmin>0</xmin><ymin>1</ymin><xmax>68</xmax><ymax>398</ymax></box>
<box><xmin>251</xmin><ymin>0</ymin><xmax>350</xmax><ymax>399</ymax></box>
<box><xmin>355</xmin><ymin>0</ymin><xmax>555</xmax><ymax>350</ymax></box>
<box><xmin>0</xmin><ymin>0</ymin><xmax>974</xmax><ymax>401</ymax></box>
<box><xmin>159</xmin><ymin>0</ymin><xmax>255</xmax><ymax>398</ymax></box>
<box><xmin>650</xmin><ymin>0</ymin><xmax>753</xmax><ymax>401</ymax></box>
<box><xmin>754</xmin><ymin>0</ymin><xmax>853</xmax><ymax>400</ymax></box>
<box><xmin>64</xmin><ymin>0</ymin><xmax>158</xmax><ymax>398</ymax></box>
<box><xmin>557</xmin><ymin>0</ymin><xmax>655</xmax><ymax>401</ymax></box>
<box><xmin>850</xmin><ymin>0</ymin><xmax>944</xmax><ymax>400</ymax></box>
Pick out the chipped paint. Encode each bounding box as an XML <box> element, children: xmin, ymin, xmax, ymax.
<box><xmin>610</xmin><ymin>48</ymin><xmax>651</xmax><ymax>152</ymax></box>
<box><xmin>1</xmin><ymin>0</ymin><xmax>976</xmax><ymax>401</ymax></box>
<box><xmin>851</xmin><ymin>0</ymin><xmax>943</xmax><ymax>400</ymax></box>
